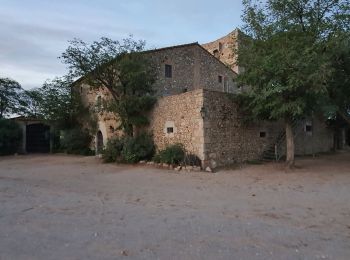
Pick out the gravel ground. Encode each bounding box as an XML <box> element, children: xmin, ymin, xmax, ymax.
<box><xmin>0</xmin><ymin>152</ymin><xmax>349</xmax><ymax>260</ymax></box>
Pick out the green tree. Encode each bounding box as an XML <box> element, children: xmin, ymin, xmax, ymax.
<box><xmin>60</xmin><ymin>37</ymin><xmax>156</xmax><ymax>136</ymax></box>
<box><xmin>0</xmin><ymin>118</ymin><xmax>22</xmax><ymax>155</ymax></box>
<box><xmin>21</xmin><ymin>88</ymin><xmax>44</xmax><ymax>118</ymax></box>
<box><xmin>237</xmin><ymin>0</ymin><xmax>349</xmax><ymax>167</ymax></box>
<box><xmin>35</xmin><ymin>76</ymin><xmax>92</xmax><ymax>130</ymax></box>
<box><xmin>0</xmin><ymin>77</ymin><xmax>25</xmax><ymax>118</ymax></box>
<box><xmin>326</xmin><ymin>32</ymin><xmax>350</xmax><ymax>124</ymax></box>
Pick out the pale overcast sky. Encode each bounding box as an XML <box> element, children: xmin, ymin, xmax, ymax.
<box><xmin>0</xmin><ymin>0</ymin><xmax>243</xmax><ymax>89</ymax></box>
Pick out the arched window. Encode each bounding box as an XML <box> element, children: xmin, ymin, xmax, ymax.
<box><xmin>95</xmin><ymin>96</ymin><xmax>102</xmax><ymax>112</ymax></box>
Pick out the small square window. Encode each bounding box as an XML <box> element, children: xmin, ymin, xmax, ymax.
<box><xmin>260</xmin><ymin>131</ymin><xmax>266</xmax><ymax>138</ymax></box>
<box><xmin>165</xmin><ymin>64</ymin><xmax>172</xmax><ymax>78</ymax></box>
<box><xmin>213</xmin><ymin>49</ymin><xmax>219</xmax><ymax>58</ymax></box>
<box><xmin>305</xmin><ymin>125</ymin><xmax>312</xmax><ymax>132</ymax></box>
<box><xmin>218</xmin><ymin>75</ymin><xmax>223</xmax><ymax>83</ymax></box>
<box><xmin>167</xmin><ymin>127</ymin><xmax>174</xmax><ymax>134</ymax></box>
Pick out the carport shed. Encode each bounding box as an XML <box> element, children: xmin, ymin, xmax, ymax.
<box><xmin>11</xmin><ymin>116</ymin><xmax>53</xmax><ymax>154</ymax></box>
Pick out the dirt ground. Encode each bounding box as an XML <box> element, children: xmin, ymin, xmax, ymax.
<box><xmin>0</xmin><ymin>152</ymin><xmax>349</xmax><ymax>260</ymax></box>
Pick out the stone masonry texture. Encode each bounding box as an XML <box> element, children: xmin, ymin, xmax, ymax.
<box><xmin>77</xmin><ymin>33</ymin><xmax>335</xmax><ymax>166</ymax></box>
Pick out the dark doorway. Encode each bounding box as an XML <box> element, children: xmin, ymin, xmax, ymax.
<box><xmin>26</xmin><ymin>123</ymin><xmax>50</xmax><ymax>153</ymax></box>
<box><xmin>96</xmin><ymin>131</ymin><xmax>103</xmax><ymax>154</ymax></box>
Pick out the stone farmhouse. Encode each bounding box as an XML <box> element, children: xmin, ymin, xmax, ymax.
<box><xmin>78</xmin><ymin>29</ymin><xmax>335</xmax><ymax>169</ymax></box>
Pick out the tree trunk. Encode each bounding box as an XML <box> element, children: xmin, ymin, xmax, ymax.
<box><xmin>285</xmin><ymin>118</ymin><xmax>295</xmax><ymax>168</ymax></box>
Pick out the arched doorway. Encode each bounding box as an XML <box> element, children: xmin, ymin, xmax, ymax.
<box><xmin>96</xmin><ymin>131</ymin><xmax>104</xmax><ymax>154</ymax></box>
<box><xmin>26</xmin><ymin>123</ymin><xmax>50</xmax><ymax>153</ymax></box>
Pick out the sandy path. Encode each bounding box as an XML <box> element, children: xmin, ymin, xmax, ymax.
<box><xmin>0</xmin><ymin>153</ymin><xmax>349</xmax><ymax>259</ymax></box>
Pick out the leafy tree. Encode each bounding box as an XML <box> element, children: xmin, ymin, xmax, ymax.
<box><xmin>0</xmin><ymin>77</ymin><xmax>25</xmax><ymax>118</ymax></box>
<box><xmin>60</xmin><ymin>37</ymin><xmax>156</xmax><ymax>136</ymax></box>
<box><xmin>0</xmin><ymin>118</ymin><xmax>22</xmax><ymax>155</ymax></box>
<box><xmin>35</xmin><ymin>76</ymin><xmax>93</xmax><ymax>130</ymax></box>
<box><xmin>21</xmin><ymin>88</ymin><xmax>44</xmax><ymax>118</ymax></box>
<box><xmin>326</xmin><ymin>32</ymin><xmax>350</xmax><ymax>124</ymax></box>
<box><xmin>237</xmin><ymin>0</ymin><xmax>349</xmax><ymax>167</ymax></box>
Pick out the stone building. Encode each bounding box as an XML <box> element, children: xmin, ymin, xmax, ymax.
<box><xmin>78</xmin><ymin>30</ymin><xmax>334</xmax><ymax>169</ymax></box>
<box><xmin>202</xmin><ymin>29</ymin><xmax>242</xmax><ymax>74</ymax></box>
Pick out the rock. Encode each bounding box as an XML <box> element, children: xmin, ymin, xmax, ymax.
<box><xmin>139</xmin><ymin>160</ymin><xmax>146</xmax><ymax>164</ymax></box>
<box><xmin>147</xmin><ymin>161</ymin><xmax>154</xmax><ymax>165</ymax></box>
<box><xmin>120</xmin><ymin>250</ymin><xmax>129</xmax><ymax>256</ymax></box>
<box><xmin>175</xmin><ymin>166</ymin><xmax>182</xmax><ymax>171</ymax></box>
<box><xmin>185</xmin><ymin>166</ymin><xmax>193</xmax><ymax>171</ymax></box>
<box><xmin>205</xmin><ymin>167</ymin><xmax>212</xmax><ymax>173</ymax></box>
<box><xmin>162</xmin><ymin>163</ymin><xmax>169</xmax><ymax>168</ymax></box>
<box><xmin>210</xmin><ymin>159</ymin><xmax>217</xmax><ymax>169</ymax></box>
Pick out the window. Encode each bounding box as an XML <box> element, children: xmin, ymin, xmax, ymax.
<box><xmin>219</xmin><ymin>42</ymin><xmax>223</xmax><ymax>52</ymax></box>
<box><xmin>213</xmin><ymin>49</ymin><xmax>219</xmax><ymax>58</ymax></box>
<box><xmin>305</xmin><ymin>123</ymin><xmax>313</xmax><ymax>132</ymax></box>
<box><xmin>165</xmin><ymin>64</ymin><xmax>172</xmax><ymax>78</ymax></box>
<box><xmin>224</xmin><ymin>77</ymin><xmax>228</xmax><ymax>92</ymax></box>
<box><xmin>164</xmin><ymin>121</ymin><xmax>176</xmax><ymax>136</ymax></box>
<box><xmin>167</xmin><ymin>127</ymin><xmax>174</xmax><ymax>134</ymax></box>
<box><xmin>96</xmin><ymin>96</ymin><xmax>102</xmax><ymax>112</ymax></box>
<box><xmin>218</xmin><ymin>75</ymin><xmax>223</xmax><ymax>83</ymax></box>
<box><xmin>260</xmin><ymin>131</ymin><xmax>266</xmax><ymax>138</ymax></box>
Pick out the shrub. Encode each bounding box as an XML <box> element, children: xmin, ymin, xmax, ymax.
<box><xmin>154</xmin><ymin>144</ymin><xmax>185</xmax><ymax>165</ymax></box>
<box><xmin>102</xmin><ymin>137</ymin><xmax>123</xmax><ymax>163</ymax></box>
<box><xmin>102</xmin><ymin>133</ymin><xmax>155</xmax><ymax>164</ymax></box>
<box><xmin>121</xmin><ymin>133</ymin><xmax>155</xmax><ymax>163</ymax></box>
<box><xmin>60</xmin><ymin>128</ymin><xmax>94</xmax><ymax>155</ymax></box>
<box><xmin>183</xmin><ymin>153</ymin><xmax>201</xmax><ymax>166</ymax></box>
<box><xmin>0</xmin><ymin>119</ymin><xmax>22</xmax><ymax>155</ymax></box>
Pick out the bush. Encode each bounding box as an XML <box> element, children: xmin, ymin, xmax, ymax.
<box><xmin>0</xmin><ymin>119</ymin><xmax>22</xmax><ymax>155</ymax></box>
<box><xmin>102</xmin><ymin>133</ymin><xmax>155</xmax><ymax>163</ymax></box>
<box><xmin>154</xmin><ymin>144</ymin><xmax>185</xmax><ymax>165</ymax></box>
<box><xmin>183</xmin><ymin>153</ymin><xmax>201</xmax><ymax>166</ymax></box>
<box><xmin>121</xmin><ymin>133</ymin><xmax>155</xmax><ymax>163</ymax></box>
<box><xmin>102</xmin><ymin>137</ymin><xmax>123</xmax><ymax>163</ymax></box>
<box><xmin>60</xmin><ymin>128</ymin><xmax>94</xmax><ymax>155</ymax></box>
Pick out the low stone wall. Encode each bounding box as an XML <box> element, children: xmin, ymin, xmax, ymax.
<box><xmin>201</xmin><ymin>90</ymin><xmax>334</xmax><ymax>167</ymax></box>
<box><xmin>202</xmin><ymin>90</ymin><xmax>282</xmax><ymax>167</ymax></box>
<box><xmin>147</xmin><ymin>89</ymin><xmax>205</xmax><ymax>160</ymax></box>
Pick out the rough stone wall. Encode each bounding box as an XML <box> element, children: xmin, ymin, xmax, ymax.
<box><xmin>201</xmin><ymin>90</ymin><xmax>334</xmax><ymax>167</ymax></box>
<box><xmin>196</xmin><ymin>46</ymin><xmax>237</xmax><ymax>94</ymax></box>
<box><xmin>202</xmin><ymin>29</ymin><xmax>241</xmax><ymax>74</ymax></box>
<box><xmin>147</xmin><ymin>89</ymin><xmax>205</xmax><ymax>160</ymax></box>
<box><xmin>294</xmin><ymin>117</ymin><xmax>334</xmax><ymax>155</ymax></box>
<box><xmin>145</xmin><ymin>45</ymin><xmax>197</xmax><ymax>96</ymax></box>
<box><xmin>202</xmin><ymin>90</ymin><xmax>282</xmax><ymax>167</ymax></box>
<box><xmin>145</xmin><ymin>44</ymin><xmax>238</xmax><ymax>97</ymax></box>
<box><xmin>79</xmin><ymin>83</ymin><xmax>121</xmax><ymax>150</ymax></box>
